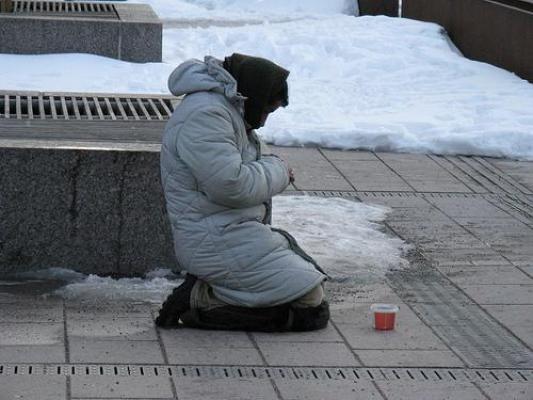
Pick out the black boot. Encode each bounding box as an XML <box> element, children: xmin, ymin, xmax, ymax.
<box><xmin>155</xmin><ymin>274</ymin><xmax>197</xmax><ymax>328</ymax></box>
<box><xmin>289</xmin><ymin>301</ymin><xmax>330</xmax><ymax>332</ymax></box>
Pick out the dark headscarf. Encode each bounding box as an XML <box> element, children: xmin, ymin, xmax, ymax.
<box><xmin>223</xmin><ymin>53</ymin><xmax>289</xmax><ymax>129</ymax></box>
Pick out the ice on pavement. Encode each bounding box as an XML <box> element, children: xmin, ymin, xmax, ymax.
<box><xmin>1</xmin><ymin>14</ymin><xmax>532</xmax><ymax>160</ymax></box>
<box><xmin>9</xmin><ymin>196</ymin><xmax>408</xmax><ymax>303</ymax></box>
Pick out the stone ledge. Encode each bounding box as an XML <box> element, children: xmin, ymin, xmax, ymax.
<box><xmin>0</xmin><ymin>1</ymin><xmax>162</xmax><ymax>62</ymax></box>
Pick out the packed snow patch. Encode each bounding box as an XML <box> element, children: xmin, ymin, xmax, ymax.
<box><xmin>273</xmin><ymin>195</ymin><xmax>409</xmax><ymax>282</ymax></box>
<box><xmin>5</xmin><ymin>196</ymin><xmax>407</xmax><ymax>302</ymax></box>
<box><xmin>130</xmin><ymin>0</ymin><xmax>358</xmax><ymax>21</ymax></box>
<box><xmin>163</xmin><ymin>16</ymin><xmax>533</xmax><ymax>159</ymax></box>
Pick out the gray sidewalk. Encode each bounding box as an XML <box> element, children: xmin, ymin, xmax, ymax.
<box><xmin>1</xmin><ymin>147</ymin><xmax>532</xmax><ymax>399</ymax></box>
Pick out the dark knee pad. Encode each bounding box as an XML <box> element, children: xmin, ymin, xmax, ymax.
<box><xmin>180</xmin><ymin>305</ymin><xmax>291</xmax><ymax>332</ymax></box>
<box><xmin>289</xmin><ymin>301</ymin><xmax>330</xmax><ymax>332</ymax></box>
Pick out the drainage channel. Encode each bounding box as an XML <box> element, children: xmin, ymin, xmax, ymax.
<box><xmin>8</xmin><ymin>1</ymin><xmax>118</xmax><ymax>18</ymax></box>
<box><xmin>0</xmin><ymin>92</ymin><xmax>178</xmax><ymax>121</ymax></box>
<box><xmin>0</xmin><ymin>364</ymin><xmax>531</xmax><ymax>384</ymax></box>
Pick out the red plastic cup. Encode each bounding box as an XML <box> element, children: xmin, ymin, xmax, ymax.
<box><xmin>370</xmin><ymin>304</ymin><xmax>399</xmax><ymax>331</ymax></box>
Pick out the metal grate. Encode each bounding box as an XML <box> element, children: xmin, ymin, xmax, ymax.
<box><xmin>9</xmin><ymin>1</ymin><xmax>118</xmax><ymax>18</ymax></box>
<box><xmin>0</xmin><ymin>93</ymin><xmax>177</xmax><ymax>121</ymax></box>
<box><xmin>0</xmin><ymin>364</ymin><xmax>531</xmax><ymax>384</ymax></box>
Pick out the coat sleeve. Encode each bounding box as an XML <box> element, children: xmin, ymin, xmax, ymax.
<box><xmin>176</xmin><ymin>106</ymin><xmax>290</xmax><ymax>208</ymax></box>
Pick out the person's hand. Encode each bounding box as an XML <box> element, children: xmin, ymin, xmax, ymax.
<box><xmin>288</xmin><ymin>167</ymin><xmax>295</xmax><ymax>183</ymax></box>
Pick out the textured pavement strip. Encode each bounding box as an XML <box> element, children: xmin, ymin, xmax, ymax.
<box><xmin>1</xmin><ymin>149</ymin><xmax>533</xmax><ymax>399</ymax></box>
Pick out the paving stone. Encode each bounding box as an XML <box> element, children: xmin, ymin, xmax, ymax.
<box><xmin>355</xmin><ymin>349</ymin><xmax>464</xmax><ymax>367</ymax></box>
<box><xmin>174</xmin><ymin>378</ymin><xmax>278</xmax><ymax>400</ymax></box>
<box><xmin>332</xmin><ymin>283</ymin><xmax>402</xmax><ymax>305</ymax></box>
<box><xmin>274</xmin><ymin>378</ymin><xmax>384</xmax><ymax>400</ymax></box>
<box><xmin>336</xmin><ymin>316</ymin><xmax>448</xmax><ymax>351</ymax></box>
<box><xmin>0</xmin><ymin>322</ymin><xmax>64</xmax><ymax>346</ymax></box>
<box><xmin>488</xmin><ymin>159</ymin><xmax>533</xmax><ymax>192</ymax></box>
<box><xmin>160</xmin><ymin>328</ymin><xmax>255</xmax><ymax>348</ymax></box>
<box><xmin>0</xmin><ymin>376</ymin><xmax>67</xmax><ymax>400</ymax></box>
<box><xmin>327</xmin><ymin>158</ymin><xmax>413</xmax><ymax>192</ymax></box>
<box><xmin>437</xmin><ymin>266</ymin><xmax>533</xmax><ymax>285</ymax></box>
<box><xmin>160</xmin><ymin>327</ymin><xmax>262</xmax><ymax>364</ymax></box>
<box><xmin>331</xmin><ymin>303</ymin><xmax>418</xmax><ymax>325</ymax></box>
<box><xmin>0</xmin><ymin>301</ymin><xmax>64</xmax><ymax>322</ymax></box>
<box><xmin>258</xmin><ymin>341</ymin><xmax>360</xmax><ymax>366</ymax></box>
<box><xmin>358</xmin><ymin>193</ymin><xmax>429</xmax><ymax>208</ymax></box>
<box><xmin>71</xmin><ymin>376</ymin><xmax>174</xmax><ymax>398</ymax></box>
<box><xmin>270</xmin><ymin>147</ymin><xmax>353</xmax><ymax>191</ymax></box>
<box><xmin>483</xmin><ymin>305</ymin><xmax>533</xmax><ymax>348</ymax></box>
<box><xmin>252</xmin><ymin>324</ymin><xmax>343</xmax><ymax>343</ymax></box>
<box><xmin>67</xmin><ymin>318</ymin><xmax>157</xmax><ymax>340</ymax></box>
<box><xmin>377</xmin><ymin>153</ymin><xmax>472</xmax><ymax>193</ymax></box>
<box><xmin>66</xmin><ymin>302</ymin><xmax>153</xmax><ymax>320</ymax></box>
<box><xmin>425</xmin><ymin>197</ymin><xmax>511</xmax><ymax>219</ymax></box>
<box><xmin>375</xmin><ymin>380</ymin><xmax>487</xmax><ymax>400</ymax></box>
<box><xmin>519</xmin><ymin>266</ymin><xmax>533</xmax><ymax>278</ymax></box>
<box><xmin>460</xmin><ymin>285</ymin><xmax>533</xmax><ymax>305</ymax></box>
<box><xmin>0</xmin><ymin>344</ymin><xmax>65</xmax><ymax>363</ymax></box>
<box><xmin>480</xmin><ymin>383</ymin><xmax>533</xmax><ymax>400</ymax></box>
<box><xmin>321</xmin><ymin>149</ymin><xmax>380</xmax><ymax>161</ymax></box>
<box><xmin>69</xmin><ymin>338</ymin><xmax>164</xmax><ymax>364</ymax></box>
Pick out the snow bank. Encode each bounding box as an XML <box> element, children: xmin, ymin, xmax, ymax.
<box><xmin>130</xmin><ymin>0</ymin><xmax>358</xmax><ymax>21</ymax></box>
<box><xmin>1</xmin><ymin>15</ymin><xmax>532</xmax><ymax>159</ymax></box>
<box><xmin>0</xmin><ymin>53</ymin><xmax>173</xmax><ymax>94</ymax></box>
<box><xmin>6</xmin><ymin>196</ymin><xmax>407</xmax><ymax>302</ymax></box>
<box><xmin>163</xmin><ymin>16</ymin><xmax>533</xmax><ymax>160</ymax></box>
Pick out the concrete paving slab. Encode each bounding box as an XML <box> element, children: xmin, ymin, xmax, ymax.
<box><xmin>460</xmin><ymin>285</ymin><xmax>533</xmax><ymax>305</ymax></box>
<box><xmin>257</xmin><ymin>341</ymin><xmax>360</xmax><ymax>366</ymax></box>
<box><xmin>480</xmin><ymin>383</ymin><xmax>533</xmax><ymax>400</ymax></box>
<box><xmin>66</xmin><ymin>302</ymin><xmax>153</xmax><ymax>320</ymax></box>
<box><xmin>71</xmin><ymin>376</ymin><xmax>174</xmax><ymax>398</ymax></box>
<box><xmin>159</xmin><ymin>328</ymin><xmax>255</xmax><ymax>348</ymax></box>
<box><xmin>355</xmin><ymin>349</ymin><xmax>464</xmax><ymax>367</ymax></box>
<box><xmin>252</xmin><ymin>324</ymin><xmax>343</xmax><ymax>343</ymax></box>
<box><xmin>270</xmin><ymin>147</ymin><xmax>353</xmax><ymax>191</ymax></box>
<box><xmin>324</xmin><ymin>157</ymin><xmax>413</xmax><ymax>192</ymax></box>
<box><xmin>375</xmin><ymin>380</ymin><xmax>487</xmax><ymax>400</ymax></box>
<box><xmin>67</xmin><ymin>317</ymin><xmax>157</xmax><ymax>340</ymax></box>
<box><xmin>376</xmin><ymin>153</ymin><xmax>473</xmax><ymax>193</ymax></box>
<box><xmin>0</xmin><ymin>302</ymin><xmax>64</xmax><ymax>322</ymax></box>
<box><xmin>164</xmin><ymin>345</ymin><xmax>263</xmax><ymax>365</ymax></box>
<box><xmin>321</xmin><ymin>149</ymin><xmax>380</xmax><ymax>161</ymax></box>
<box><xmin>174</xmin><ymin>378</ymin><xmax>278</xmax><ymax>400</ymax></box>
<box><xmin>335</xmin><ymin>319</ymin><xmax>448</xmax><ymax>351</ymax></box>
<box><xmin>484</xmin><ymin>305</ymin><xmax>533</xmax><ymax>328</ymax></box>
<box><xmin>437</xmin><ymin>266</ymin><xmax>533</xmax><ymax>285</ymax></box>
<box><xmin>274</xmin><ymin>378</ymin><xmax>384</xmax><ymax>400</ymax></box>
<box><xmin>0</xmin><ymin>376</ymin><xmax>67</xmax><ymax>400</ymax></box>
<box><xmin>160</xmin><ymin>327</ymin><xmax>263</xmax><ymax>365</ymax></box>
<box><xmin>69</xmin><ymin>338</ymin><xmax>164</xmax><ymax>364</ymax></box>
<box><xmin>332</xmin><ymin>283</ymin><xmax>403</xmax><ymax>305</ymax></box>
<box><xmin>0</xmin><ymin>344</ymin><xmax>66</xmax><ymax>363</ymax></box>
<box><xmin>0</xmin><ymin>322</ymin><xmax>64</xmax><ymax>346</ymax></box>
<box><xmin>357</xmin><ymin>192</ymin><xmax>429</xmax><ymax>208</ymax></box>
<box><xmin>487</xmin><ymin>159</ymin><xmax>533</xmax><ymax>193</ymax></box>
<box><xmin>425</xmin><ymin>197</ymin><xmax>511</xmax><ymax>219</ymax></box>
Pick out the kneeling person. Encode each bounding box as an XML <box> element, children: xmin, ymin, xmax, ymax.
<box><xmin>156</xmin><ymin>53</ymin><xmax>328</xmax><ymax>332</ymax></box>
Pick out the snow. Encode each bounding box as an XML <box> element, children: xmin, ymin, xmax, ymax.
<box><xmin>5</xmin><ymin>196</ymin><xmax>408</xmax><ymax>303</ymax></box>
<box><xmin>1</xmin><ymin>6</ymin><xmax>533</xmax><ymax>159</ymax></box>
<box><xmin>129</xmin><ymin>0</ymin><xmax>358</xmax><ymax>21</ymax></box>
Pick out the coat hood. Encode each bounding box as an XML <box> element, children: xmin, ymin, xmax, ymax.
<box><xmin>168</xmin><ymin>56</ymin><xmax>245</xmax><ymax>114</ymax></box>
